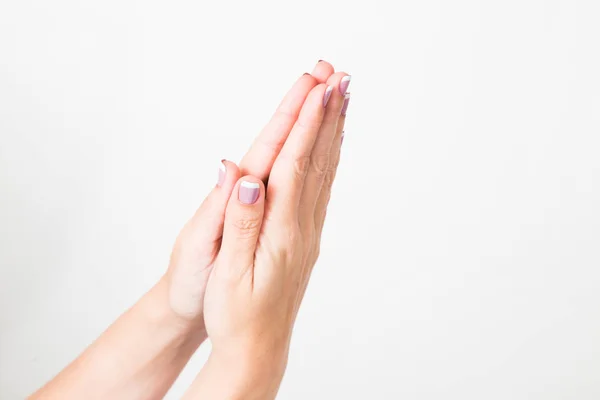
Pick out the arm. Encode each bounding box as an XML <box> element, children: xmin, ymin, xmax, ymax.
<box><xmin>30</xmin><ymin>62</ymin><xmax>336</xmax><ymax>400</ymax></box>
<box><xmin>182</xmin><ymin>350</ymin><xmax>285</xmax><ymax>400</ymax></box>
<box><xmin>30</xmin><ymin>280</ymin><xmax>204</xmax><ymax>400</ymax></box>
<box><xmin>30</xmin><ymin>158</ymin><xmax>240</xmax><ymax>400</ymax></box>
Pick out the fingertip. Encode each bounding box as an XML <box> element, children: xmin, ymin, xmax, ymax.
<box><xmin>299</xmin><ymin>71</ymin><xmax>318</xmax><ymax>86</ymax></box>
<box><xmin>217</xmin><ymin>159</ymin><xmax>240</xmax><ymax>189</ymax></box>
<box><xmin>312</xmin><ymin>60</ymin><xmax>335</xmax><ymax>83</ymax></box>
<box><xmin>326</xmin><ymin>72</ymin><xmax>351</xmax><ymax>95</ymax></box>
<box><xmin>221</xmin><ymin>159</ymin><xmax>239</xmax><ymax>173</ymax></box>
<box><xmin>339</xmin><ymin>74</ymin><xmax>351</xmax><ymax>94</ymax></box>
<box><xmin>186</xmin><ymin>160</ymin><xmax>240</xmax><ymax>241</ymax></box>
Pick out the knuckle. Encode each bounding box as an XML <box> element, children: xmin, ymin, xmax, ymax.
<box><xmin>293</xmin><ymin>155</ymin><xmax>311</xmax><ymax>181</ymax></box>
<box><xmin>311</xmin><ymin>153</ymin><xmax>330</xmax><ymax>180</ymax></box>
<box><xmin>231</xmin><ymin>215</ymin><xmax>262</xmax><ymax>239</ymax></box>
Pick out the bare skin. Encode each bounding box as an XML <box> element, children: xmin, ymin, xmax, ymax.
<box><xmin>29</xmin><ymin>60</ymin><xmax>349</xmax><ymax>400</ymax></box>
<box><xmin>183</xmin><ymin>68</ymin><xmax>349</xmax><ymax>399</ymax></box>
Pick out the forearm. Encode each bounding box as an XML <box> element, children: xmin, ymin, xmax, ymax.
<box><xmin>30</xmin><ymin>278</ymin><xmax>206</xmax><ymax>400</ymax></box>
<box><xmin>182</xmin><ymin>348</ymin><xmax>287</xmax><ymax>400</ymax></box>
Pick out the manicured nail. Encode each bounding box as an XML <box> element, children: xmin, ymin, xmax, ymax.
<box><xmin>341</xmin><ymin>93</ymin><xmax>351</xmax><ymax>116</ymax></box>
<box><xmin>239</xmin><ymin>181</ymin><xmax>260</xmax><ymax>204</ymax></box>
<box><xmin>323</xmin><ymin>86</ymin><xmax>333</xmax><ymax>107</ymax></box>
<box><xmin>218</xmin><ymin>160</ymin><xmax>226</xmax><ymax>187</ymax></box>
<box><xmin>339</xmin><ymin>75</ymin><xmax>351</xmax><ymax>94</ymax></box>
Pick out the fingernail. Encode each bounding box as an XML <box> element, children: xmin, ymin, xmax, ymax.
<box><xmin>323</xmin><ymin>86</ymin><xmax>333</xmax><ymax>107</ymax></box>
<box><xmin>239</xmin><ymin>181</ymin><xmax>260</xmax><ymax>204</ymax></box>
<box><xmin>341</xmin><ymin>131</ymin><xmax>345</xmax><ymax>145</ymax></box>
<box><xmin>218</xmin><ymin>160</ymin><xmax>226</xmax><ymax>187</ymax></box>
<box><xmin>339</xmin><ymin>75</ymin><xmax>351</xmax><ymax>94</ymax></box>
<box><xmin>341</xmin><ymin>93</ymin><xmax>351</xmax><ymax>116</ymax></box>
<box><xmin>303</xmin><ymin>72</ymin><xmax>310</xmax><ymax>76</ymax></box>
<box><xmin>318</xmin><ymin>59</ymin><xmax>324</xmax><ymax>63</ymax></box>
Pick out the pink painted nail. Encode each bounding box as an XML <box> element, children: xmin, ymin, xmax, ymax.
<box><xmin>239</xmin><ymin>181</ymin><xmax>260</xmax><ymax>204</ymax></box>
<box><xmin>341</xmin><ymin>93</ymin><xmax>351</xmax><ymax>116</ymax></box>
<box><xmin>339</xmin><ymin>75</ymin><xmax>351</xmax><ymax>94</ymax></box>
<box><xmin>217</xmin><ymin>160</ymin><xmax>226</xmax><ymax>187</ymax></box>
<box><xmin>323</xmin><ymin>85</ymin><xmax>333</xmax><ymax>107</ymax></box>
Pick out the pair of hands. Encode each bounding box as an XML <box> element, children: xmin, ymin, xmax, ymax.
<box><xmin>29</xmin><ymin>60</ymin><xmax>350</xmax><ymax>400</ymax></box>
<box><xmin>166</xmin><ymin>60</ymin><xmax>350</xmax><ymax>393</ymax></box>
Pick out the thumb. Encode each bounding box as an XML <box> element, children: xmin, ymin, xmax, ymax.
<box><xmin>178</xmin><ymin>160</ymin><xmax>240</xmax><ymax>246</ymax></box>
<box><xmin>217</xmin><ymin>176</ymin><xmax>265</xmax><ymax>280</ymax></box>
<box><xmin>167</xmin><ymin>160</ymin><xmax>240</xmax><ymax>318</ymax></box>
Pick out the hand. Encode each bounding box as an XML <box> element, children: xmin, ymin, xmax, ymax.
<box><xmin>30</xmin><ymin>61</ymin><xmax>340</xmax><ymax>400</ymax></box>
<box><xmin>162</xmin><ymin>62</ymin><xmax>338</xmax><ymax>335</ymax></box>
<box><xmin>195</xmin><ymin>70</ymin><xmax>350</xmax><ymax>398</ymax></box>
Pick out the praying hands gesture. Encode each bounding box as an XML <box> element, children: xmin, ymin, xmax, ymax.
<box><xmin>30</xmin><ymin>60</ymin><xmax>351</xmax><ymax>400</ymax></box>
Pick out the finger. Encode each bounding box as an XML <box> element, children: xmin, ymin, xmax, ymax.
<box><xmin>341</xmin><ymin>91</ymin><xmax>351</xmax><ymax>116</ymax></box>
<box><xmin>217</xmin><ymin>176</ymin><xmax>265</xmax><ymax>280</ymax></box>
<box><xmin>183</xmin><ymin>160</ymin><xmax>241</xmax><ymax>244</ymax></box>
<box><xmin>311</xmin><ymin>60</ymin><xmax>335</xmax><ymax>83</ymax></box>
<box><xmin>298</xmin><ymin>72</ymin><xmax>350</xmax><ymax>227</ymax></box>
<box><xmin>239</xmin><ymin>74</ymin><xmax>318</xmax><ymax>182</ymax></box>
<box><xmin>314</xmin><ymin>93</ymin><xmax>350</xmax><ymax>235</ymax></box>
<box><xmin>169</xmin><ymin>160</ymin><xmax>240</xmax><ymax>315</ymax></box>
<box><xmin>266</xmin><ymin>83</ymin><xmax>329</xmax><ymax>220</ymax></box>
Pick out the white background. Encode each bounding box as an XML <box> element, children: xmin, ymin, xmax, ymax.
<box><xmin>1</xmin><ymin>0</ymin><xmax>600</xmax><ymax>399</ymax></box>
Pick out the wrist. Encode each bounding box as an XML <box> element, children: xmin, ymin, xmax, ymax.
<box><xmin>214</xmin><ymin>342</ymin><xmax>288</xmax><ymax>393</ymax></box>
<box><xmin>143</xmin><ymin>279</ymin><xmax>208</xmax><ymax>346</ymax></box>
